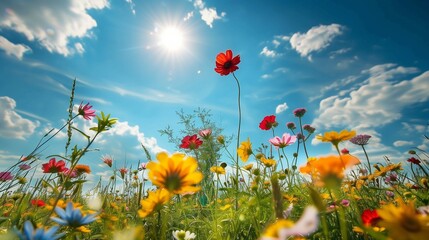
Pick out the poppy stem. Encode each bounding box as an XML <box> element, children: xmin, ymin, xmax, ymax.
<box><xmin>232</xmin><ymin>72</ymin><xmax>241</xmax><ymax>211</ymax></box>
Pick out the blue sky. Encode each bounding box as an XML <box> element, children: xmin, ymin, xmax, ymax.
<box><xmin>1</xmin><ymin>0</ymin><xmax>428</xmax><ymax>185</ymax></box>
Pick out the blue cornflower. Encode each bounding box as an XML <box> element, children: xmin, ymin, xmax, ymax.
<box><xmin>51</xmin><ymin>202</ymin><xmax>98</xmax><ymax>228</ymax></box>
<box><xmin>18</xmin><ymin>220</ymin><xmax>64</xmax><ymax>240</ymax></box>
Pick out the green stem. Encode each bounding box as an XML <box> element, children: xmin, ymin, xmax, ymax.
<box><xmin>232</xmin><ymin>72</ymin><xmax>242</xmax><ymax>211</ymax></box>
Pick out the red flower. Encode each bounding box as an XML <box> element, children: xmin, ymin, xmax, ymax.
<box><xmin>41</xmin><ymin>158</ymin><xmax>68</xmax><ymax>173</ymax></box>
<box><xmin>31</xmin><ymin>199</ymin><xmax>46</xmax><ymax>207</ymax></box>
<box><xmin>341</xmin><ymin>148</ymin><xmax>350</xmax><ymax>154</ymax></box>
<box><xmin>214</xmin><ymin>49</ymin><xmax>241</xmax><ymax>76</ymax></box>
<box><xmin>78</xmin><ymin>102</ymin><xmax>96</xmax><ymax>120</ymax></box>
<box><xmin>259</xmin><ymin>115</ymin><xmax>277</xmax><ymax>130</ymax></box>
<box><xmin>407</xmin><ymin>157</ymin><xmax>421</xmax><ymax>165</ymax></box>
<box><xmin>180</xmin><ymin>134</ymin><xmax>203</xmax><ymax>150</ymax></box>
<box><xmin>361</xmin><ymin>209</ymin><xmax>381</xmax><ymax>226</ymax></box>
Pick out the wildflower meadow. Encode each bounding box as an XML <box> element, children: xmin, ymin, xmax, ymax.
<box><xmin>0</xmin><ymin>48</ymin><xmax>428</xmax><ymax>240</ymax></box>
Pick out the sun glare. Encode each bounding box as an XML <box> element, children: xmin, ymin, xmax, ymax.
<box><xmin>158</xmin><ymin>26</ymin><xmax>184</xmax><ymax>52</ymax></box>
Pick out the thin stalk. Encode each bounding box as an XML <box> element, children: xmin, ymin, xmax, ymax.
<box><xmin>232</xmin><ymin>72</ymin><xmax>242</xmax><ymax>210</ymax></box>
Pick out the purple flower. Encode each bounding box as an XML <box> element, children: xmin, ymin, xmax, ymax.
<box><xmin>286</xmin><ymin>122</ymin><xmax>296</xmax><ymax>130</ymax></box>
<box><xmin>349</xmin><ymin>134</ymin><xmax>372</xmax><ymax>146</ymax></box>
<box><xmin>293</xmin><ymin>108</ymin><xmax>306</xmax><ymax>118</ymax></box>
<box><xmin>296</xmin><ymin>133</ymin><xmax>305</xmax><ymax>140</ymax></box>
<box><xmin>19</xmin><ymin>164</ymin><xmax>31</xmax><ymax>170</ymax></box>
<box><xmin>0</xmin><ymin>172</ymin><xmax>13</xmax><ymax>181</ymax></box>
<box><xmin>303</xmin><ymin>124</ymin><xmax>315</xmax><ymax>133</ymax></box>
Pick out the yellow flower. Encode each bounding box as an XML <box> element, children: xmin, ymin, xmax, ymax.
<box><xmin>138</xmin><ymin>188</ymin><xmax>171</xmax><ymax>218</ymax></box>
<box><xmin>243</xmin><ymin>164</ymin><xmax>253</xmax><ymax>171</ymax></box>
<box><xmin>237</xmin><ymin>138</ymin><xmax>253</xmax><ymax>162</ymax></box>
<box><xmin>210</xmin><ymin>166</ymin><xmax>226</xmax><ymax>175</ymax></box>
<box><xmin>377</xmin><ymin>201</ymin><xmax>429</xmax><ymax>240</ymax></box>
<box><xmin>76</xmin><ymin>226</ymin><xmax>91</xmax><ymax>233</ymax></box>
<box><xmin>262</xmin><ymin>219</ymin><xmax>294</xmax><ymax>238</ymax></box>
<box><xmin>220</xmin><ymin>204</ymin><xmax>232</xmax><ymax>211</ymax></box>
<box><xmin>261</xmin><ymin>157</ymin><xmax>276</xmax><ymax>168</ymax></box>
<box><xmin>316</xmin><ymin>129</ymin><xmax>356</xmax><ymax>146</ymax></box>
<box><xmin>147</xmin><ymin>152</ymin><xmax>203</xmax><ymax>194</ymax></box>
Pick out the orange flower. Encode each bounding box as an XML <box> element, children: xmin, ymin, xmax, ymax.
<box><xmin>300</xmin><ymin>155</ymin><xmax>360</xmax><ymax>185</ymax></box>
<box><xmin>74</xmin><ymin>164</ymin><xmax>91</xmax><ymax>175</ymax></box>
<box><xmin>214</xmin><ymin>49</ymin><xmax>240</xmax><ymax>76</ymax></box>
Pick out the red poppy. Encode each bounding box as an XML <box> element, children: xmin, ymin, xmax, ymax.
<box><xmin>41</xmin><ymin>158</ymin><xmax>68</xmax><ymax>173</ymax></box>
<box><xmin>259</xmin><ymin>115</ymin><xmax>277</xmax><ymax>130</ymax></box>
<box><xmin>180</xmin><ymin>134</ymin><xmax>203</xmax><ymax>150</ymax></box>
<box><xmin>407</xmin><ymin>157</ymin><xmax>421</xmax><ymax>165</ymax></box>
<box><xmin>214</xmin><ymin>49</ymin><xmax>241</xmax><ymax>76</ymax></box>
<box><xmin>31</xmin><ymin>199</ymin><xmax>46</xmax><ymax>207</ymax></box>
<box><xmin>361</xmin><ymin>209</ymin><xmax>381</xmax><ymax>226</ymax></box>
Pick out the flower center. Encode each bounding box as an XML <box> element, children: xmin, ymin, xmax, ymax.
<box><xmin>165</xmin><ymin>173</ymin><xmax>181</xmax><ymax>191</ymax></box>
<box><xmin>223</xmin><ymin>60</ymin><xmax>232</xmax><ymax>68</ymax></box>
<box><xmin>401</xmin><ymin>214</ymin><xmax>421</xmax><ymax>232</ymax></box>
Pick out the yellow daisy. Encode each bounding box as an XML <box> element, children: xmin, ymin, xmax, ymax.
<box><xmin>316</xmin><ymin>129</ymin><xmax>356</xmax><ymax>146</ymax></box>
<box><xmin>261</xmin><ymin>157</ymin><xmax>276</xmax><ymax>168</ymax></box>
<box><xmin>147</xmin><ymin>152</ymin><xmax>203</xmax><ymax>194</ymax></box>
<box><xmin>377</xmin><ymin>200</ymin><xmax>429</xmax><ymax>240</ymax></box>
<box><xmin>210</xmin><ymin>166</ymin><xmax>226</xmax><ymax>175</ymax></box>
<box><xmin>237</xmin><ymin>138</ymin><xmax>253</xmax><ymax>162</ymax></box>
<box><xmin>138</xmin><ymin>188</ymin><xmax>171</xmax><ymax>218</ymax></box>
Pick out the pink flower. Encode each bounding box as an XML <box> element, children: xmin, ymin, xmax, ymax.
<box><xmin>198</xmin><ymin>129</ymin><xmax>212</xmax><ymax>139</ymax></box>
<box><xmin>0</xmin><ymin>172</ymin><xmax>13</xmax><ymax>181</ymax></box>
<box><xmin>101</xmin><ymin>155</ymin><xmax>113</xmax><ymax>168</ymax></box>
<box><xmin>140</xmin><ymin>162</ymin><xmax>147</xmax><ymax>170</ymax></box>
<box><xmin>78</xmin><ymin>102</ymin><xmax>96</xmax><ymax>120</ymax></box>
<box><xmin>269</xmin><ymin>133</ymin><xmax>297</xmax><ymax>149</ymax></box>
<box><xmin>340</xmin><ymin>199</ymin><xmax>350</xmax><ymax>207</ymax></box>
<box><xmin>19</xmin><ymin>164</ymin><xmax>31</xmax><ymax>170</ymax></box>
<box><xmin>119</xmin><ymin>168</ymin><xmax>128</xmax><ymax>179</ymax></box>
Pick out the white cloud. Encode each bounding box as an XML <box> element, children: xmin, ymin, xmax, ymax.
<box><xmin>290</xmin><ymin>24</ymin><xmax>343</xmax><ymax>59</ymax></box>
<box><xmin>74</xmin><ymin>42</ymin><xmax>85</xmax><ymax>55</ymax></box>
<box><xmin>393</xmin><ymin>140</ymin><xmax>414</xmax><ymax>147</ymax></box>
<box><xmin>124</xmin><ymin>0</ymin><xmax>136</xmax><ymax>15</ymax></box>
<box><xmin>276</xmin><ymin>103</ymin><xmax>288</xmax><ymax>114</ymax></box>
<box><xmin>329</xmin><ymin>48</ymin><xmax>351</xmax><ymax>59</ymax></box>
<box><xmin>311</xmin><ymin>64</ymin><xmax>429</xmax><ymax>162</ymax></box>
<box><xmin>260</xmin><ymin>46</ymin><xmax>279</xmax><ymax>58</ymax></box>
<box><xmin>0</xmin><ymin>96</ymin><xmax>39</xmax><ymax>140</ymax></box>
<box><xmin>199</xmin><ymin>8</ymin><xmax>226</xmax><ymax>28</ymax></box>
<box><xmin>0</xmin><ymin>35</ymin><xmax>31</xmax><ymax>59</ymax></box>
<box><xmin>109</xmin><ymin>86</ymin><xmax>189</xmax><ymax>104</ymax></box>
<box><xmin>313</xmin><ymin>64</ymin><xmax>428</xmax><ymax>130</ymax></box>
<box><xmin>401</xmin><ymin>122</ymin><xmax>427</xmax><ymax>134</ymax></box>
<box><xmin>183</xmin><ymin>11</ymin><xmax>194</xmax><ymax>21</ymax></box>
<box><xmin>261</xmin><ymin>74</ymin><xmax>272</xmax><ymax>79</ymax></box>
<box><xmin>192</xmin><ymin>0</ymin><xmax>225</xmax><ymax>28</ymax></box>
<box><xmin>0</xmin><ymin>0</ymin><xmax>109</xmax><ymax>56</ymax></box>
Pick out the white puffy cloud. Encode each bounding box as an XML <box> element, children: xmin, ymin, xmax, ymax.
<box><xmin>192</xmin><ymin>0</ymin><xmax>225</xmax><ymax>28</ymax></box>
<box><xmin>183</xmin><ymin>11</ymin><xmax>194</xmax><ymax>21</ymax></box>
<box><xmin>312</xmin><ymin>64</ymin><xmax>428</xmax><ymax>130</ymax></box>
<box><xmin>290</xmin><ymin>24</ymin><xmax>343</xmax><ymax>59</ymax></box>
<box><xmin>0</xmin><ymin>35</ymin><xmax>31</xmax><ymax>59</ymax></box>
<box><xmin>311</xmin><ymin>64</ymin><xmax>429</xmax><ymax>162</ymax></box>
<box><xmin>393</xmin><ymin>140</ymin><xmax>414</xmax><ymax>147</ymax></box>
<box><xmin>260</xmin><ymin>46</ymin><xmax>279</xmax><ymax>58</ymax></box>
<box><xmin>276</xmin><ymin>103</ymin><xmax>288</xmax><ymax>114</ymax></box>
<box><xmin>0</xmin><ymin>96</ymin><xmax>39</xmax><ymax>140</ymax></box>
<box><xmin>0</xmin><ymin>0</ymin><xmax>109</xmax><ymax>56</ymax></box>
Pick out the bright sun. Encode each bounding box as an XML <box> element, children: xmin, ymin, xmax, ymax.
<box><xmin>158</xmin><ymin>26</ymin><xmax>184</xmax><ymax>52</ymax></box>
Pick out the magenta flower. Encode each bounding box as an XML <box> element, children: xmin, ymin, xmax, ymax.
<box><xmin>269</xmin><ymin>133</ymin><xmax>297</xmax><ymax>149</ymax></box>
<box><xmin>0</xmin><ymin>172</ymin><xmax>13</xmax><ymax>181</ymax></box>
<box><xmin>78</xmin><ymin>102</ymin><xmax>96</xmax><ymax>120</ymax></box>
<box><xmin>286</xmin><ymin>122</ymin><xmax>296</xmax><ymax>130</ymax></box>
<box><xmin>303</xmin><ymin>124</ymin><xmax>315</xmax><ymax>133</ymax></box>
<box><xmin>293</xmin><ymin>108</ymin><xmax>306</xmax><ymax>117</ymax></box>
<box><xmin>19</xmin><ymin>164</ymin><xmax>31</xmax><ymax>170</ymax></box>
